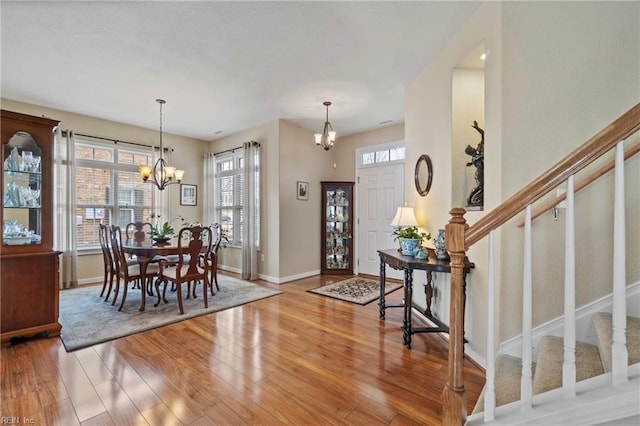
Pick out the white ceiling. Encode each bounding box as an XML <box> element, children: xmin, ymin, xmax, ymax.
<box><xmin>1</xmin><ymin>1</ymin><xmax>481</xmax><ymax>141</ymax></box>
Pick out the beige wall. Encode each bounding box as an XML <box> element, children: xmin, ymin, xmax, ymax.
<box><xmin>499</xmin><ymin>1</ymin><xmax>640</xmax><ymax>339</ymax></box>
<box><xmin>207</xmin><ymin>120</ymin><xmax>280</xmax><ymax>279</ymax></box>
<box><xmin>278</xmin><ymin>120</ymin><xmax>335</xmax><ymax>280</ymax></box>
<box><xmin>1</xmin><ymin>98</ymin><xmax>208</xmax><ymax>284</ymax></box>
<box><xmin>406</xmin><ymin>2</ymin><xmax>502</xmax><ymax>361</ymax></box>
<box><xmin>405</xmin><ymin>0</ymin><xmax>639</xmax><ymax>363</ymax></box>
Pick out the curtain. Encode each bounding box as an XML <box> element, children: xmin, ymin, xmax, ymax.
<box><xmin>242</xmin><ymin>141</ymin><xmax>260</xmax><ymax>280</ymax></box>
<box><xmin>203</xmin><ymin>152</ymin><xmax>216</xmax><ymax>226</ymax></box>
<box><xmin>54</xmin><ymin>129</ymin><xmax>78</xmax><ymax>289</ymax></box>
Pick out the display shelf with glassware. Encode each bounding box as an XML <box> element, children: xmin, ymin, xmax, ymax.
<box><xmin>3</xmin><ymin>144</ymin><xmax>43</xmax><ymax>246</ymax></box>
<box><xmin>1</xmin><ymin>110</ymin><xmax>61</xmax><ymax>346</ymax></box>
<box><xmin>321</xmin><ymin>181</ymin><xmax>354</xmax><ymax>275</ymax></box>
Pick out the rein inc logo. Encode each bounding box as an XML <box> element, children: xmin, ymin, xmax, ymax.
<box><xmin>0</xmin><ymin>418</ymin><xmax>34</xmax><ymax>424</ymax></box>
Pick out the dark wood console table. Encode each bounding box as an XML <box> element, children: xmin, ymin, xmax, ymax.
<box><xmin>377</xmin><ymin>248</ymin><xmax>474</xmax><ymax>349</ymax></box>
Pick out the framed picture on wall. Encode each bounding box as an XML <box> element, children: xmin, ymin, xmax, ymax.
<box><xmin>180</xmin><ymin>184</ymin><xmax>197</xmax><ymax>206</ymax></box>
<box><xmin>297</xmin><ymin>181</ymin><xmax>309</xmax><ymax>201</ymax></box>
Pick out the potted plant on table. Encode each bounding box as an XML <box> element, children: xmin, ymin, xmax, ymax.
<box><xmin>149</xmin><ymin>215</ymin><xmax>187</xmax><ymax>242</ymax></box>
<box><xmin>392</xmin><ymin>226</ymin><xmax>431</xmax><ymax>256</ymax></box>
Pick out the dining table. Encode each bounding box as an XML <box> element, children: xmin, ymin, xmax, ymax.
<box><xmin>122</xmin><ymin>238</ymin><xmax>188</xmax><ymax>312</ymax></box>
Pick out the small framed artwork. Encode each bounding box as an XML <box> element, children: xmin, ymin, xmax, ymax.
<box><xmin>297</xmin><ymin>181</ymin><xmax>309</xmax><ymax>201</ymax></box>
<box><xmin>180</xmin><ymin>184</ymin><xmax>197</xmax><ymax>206</ymax></box>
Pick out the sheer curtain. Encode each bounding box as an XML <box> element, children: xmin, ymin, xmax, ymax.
<box><xmin>54</xmin><ymin>129</ymin><xmax>78</xmax><ymax>289</ymax></box>
<box><xmin>242</xmin><ymin>141</ymin><xmax>260</xmax><ymax>280</ymax></box>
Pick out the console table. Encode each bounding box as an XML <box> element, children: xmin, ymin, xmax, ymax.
<box><xmin>377</xmin><ymin>248</ymin><xmax>474</xmax><ymax>349</ymax></box>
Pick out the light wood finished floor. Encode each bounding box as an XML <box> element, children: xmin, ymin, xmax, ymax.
<box><xmin>1</xmin><ymin>273</ymin><xmax>485</xmax><ymax>425</ymax></box>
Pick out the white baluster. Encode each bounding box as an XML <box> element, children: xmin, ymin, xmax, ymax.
<box><xmin>521</xmin><ymin>205</ymin><xmax>533</xmax><ymax>411</ymax></box>
<box><xmin>484</xmin><ymin>231</ymin><xmax>496</xmax><ymax>421</ymax></box>
<box><xmin>563</xmin><ymin>175</ymin><xmax>576</xmax><ymax>397</ymax></box>
<box><xmin>611</xmin><ymin>141</ymin><xmax>628</xmax><ymax>385</ymax></box>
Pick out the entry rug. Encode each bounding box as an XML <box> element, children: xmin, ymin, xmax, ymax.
<box><xmin>59</xmin><ymin>275</ymin><xmax>282</xmax><ymax>352</ymax></box>
<box><xmin>309</xmin><ymin>277</ymin><xmax>402</xmax><ymax>305</ymax></box>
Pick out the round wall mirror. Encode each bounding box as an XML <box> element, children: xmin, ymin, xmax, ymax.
<box><xmin>414</xmin><ymin>154</ymin><xmax>433</xmax><ymax>197</ymax></box>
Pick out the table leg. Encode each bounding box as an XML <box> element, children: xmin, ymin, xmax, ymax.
<box><xmin>424</xmin><ymin>270</ymin><xmax>434</xmax><ymax>318</ymax></box>
<box><xmin>402</xmin><ymin>268</ymin><xmax>413</xmax><ymax>349</ymax></box>
<box><xmin>379</xmin><ymin>257</ymin><xmax>387</xmax><ymax>320</ymax></box>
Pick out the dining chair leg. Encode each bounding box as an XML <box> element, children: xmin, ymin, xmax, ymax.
<box><xmin>111</xmin><ymin>278</ymin><xmax>121</xmax><ymax>306</ymax></box>
<box><xmin>99</xmin><ymin>265</ymin><xmax>109</xmax><ymax>297</ymax></box>
<box><xmin>117</xmin><ymin>280</ymin><xmax>129</xmax><ymax>311</ymax></box>
<box><xmin>176</xmin><ymin>283</ymin><xmax>185</xmax><ymax>314</ymax></box>
<box><xmin>203</xmin><ymin>277</ymin><xmax>209</xmax><ymax>309</ymax></box>
<box><xmin>104</xmin><ymin>271</ymin><xmax>115</xmax><ymax>302</ymax></box>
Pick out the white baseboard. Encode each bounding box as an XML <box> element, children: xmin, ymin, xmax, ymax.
<box><xmin>217</xmin><ymin>264</ymin><xmax>320</xmax><ymax>285</ymax></box>
<box><xmin>78</xmin><ymin>276</ymin><xmax>102</xmax><ymax>286</ymax></box>
<box><xmin>269</xmin><ymin>269</ymin><xmax>321</xmax><ymax>284</ymax></box>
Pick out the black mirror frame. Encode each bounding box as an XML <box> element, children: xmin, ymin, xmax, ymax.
<box><xmin>414</xmin><ymin>154</ymin><xmax>433</xmax><ymax>197</ymax></box>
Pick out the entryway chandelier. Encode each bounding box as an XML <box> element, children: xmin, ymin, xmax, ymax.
<box><xmin>314</xmin><ymin>101</ymin><xmax>336</xmax><ymax>151</ymax></box>
<box><xmin>139</xmin><ymin>99</ymin><xmax>184</xmax><ymax>190</ymax></box>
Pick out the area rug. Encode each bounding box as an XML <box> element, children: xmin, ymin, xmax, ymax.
<box><xmin>308</xmin><ymin>277</ymin><xmax>402</xmax><ymax>305</ymax></box>
<box><xmin>59</xmin><ymin>275</ymin><xmax>282</xmax><ymax>352</ymax></box>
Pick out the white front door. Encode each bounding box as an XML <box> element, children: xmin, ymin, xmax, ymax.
<box><xmin>357</xmin><ymin>162</ymin><xmax>404</xmax><ymax>278</ymax></box>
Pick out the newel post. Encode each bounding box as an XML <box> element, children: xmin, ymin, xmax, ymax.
<box><xmin>442</xmin><ymin>207</ymin><xmax>468</xmax><ymax>425</ymax></box>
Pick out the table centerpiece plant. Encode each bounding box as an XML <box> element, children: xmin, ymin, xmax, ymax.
<box><xmin>149</xmin><ymin>214</ymin><xmax>187</xmax><ymax>242</ymax></box>
<box><xmin>392</xmin><ymin>226</ymin><xmax>431</xmax><ymax>256</ymax></box>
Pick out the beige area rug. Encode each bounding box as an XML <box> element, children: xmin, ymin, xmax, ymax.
<box><xmin>59</xmin><ymin>275</ymin><xmax>282</xmax><ymax>352</ymax></box>
<box><xmin>308</xmin><ymin>276</ymin><xmax>402</xmax><ymax>305</ymax></box>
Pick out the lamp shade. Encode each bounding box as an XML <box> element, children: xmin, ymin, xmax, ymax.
<box><xmin>390</xmin><ymin>206</ymin><xmax>418</xmax><ymax>227</ymax></box>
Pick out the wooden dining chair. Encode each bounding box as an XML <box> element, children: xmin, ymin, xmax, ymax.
<box><xmin>200</xmin><ymin>223</ymin><xmax>223</xmax><ymax>295</ymax></box>
<box><xmin>155</xmin><ymin>225</ymin><xmax>212</xmax><ymax>314</ymax></box>
<box><xmin>110</xmin><ymin>225</ymin><xmax>159</xmax><ymax>311</ymax></box>
<box><xmin>98</xmin><ymin>223</ymin><xmax>116</xmax><ymax>300</ymax></box>
<box><xmin>125</xmin><ymin>222</ymin><xmax>153</xmax><ymax>243</ymax></box>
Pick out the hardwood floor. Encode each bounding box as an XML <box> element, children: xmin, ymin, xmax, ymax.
<box><xmin>1</xmin><ymin>273</ymin><xmax>485</xmax><ymax>425</ymax></box>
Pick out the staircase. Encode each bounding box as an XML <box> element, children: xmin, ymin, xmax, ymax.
<box><xmin>471</xmin><ymin>313</ymin><xmax>640</xmax><ymax>424</ymax></box>
<box><xmin>440</xmin><ymin>103</ymin><xmax>640</xmax><ymax>424</ymax></box>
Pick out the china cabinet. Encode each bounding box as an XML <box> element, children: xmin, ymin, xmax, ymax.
<box><xmin>1</xmin><ymin>110</ymin><xmax>61</xmax><ymax>345</ymax></box>
<box><xmin>321</xmin><ymin>181</ymin><xmax>354</xmax><ymax>275</ymax></box>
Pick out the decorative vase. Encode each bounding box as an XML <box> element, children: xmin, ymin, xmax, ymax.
<box><xmin>434</xmin><ymin>229</ymin><xmax>448</xmax><ymax>260</ymax></box>
<box><xmin>152</xmin><ymin>235</ymin><xmax>171</xmax><ymax>243</ymax></box>
<box><xmin>400</xmin><ymin>238</ymin><xmax>420</xmax><ymax>256</ymax></box>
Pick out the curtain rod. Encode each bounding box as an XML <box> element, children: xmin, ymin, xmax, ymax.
<box><xmin>213</xmin><ymin>141</ymin><xmax>260</xmax><ymax>156</ymax></box>
<box><xmin>62</xmin><ymin>130</ymin><xmax>172</xmax><ymax>152</ymax></box>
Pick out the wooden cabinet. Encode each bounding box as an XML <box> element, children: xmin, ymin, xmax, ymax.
<box><xmin>321</xmin><ymin>181</ymin><xmax>354</xmax><ymax>275</ymax></box>
<box><xmin>1</xmin><ymin>110</ymin><xmax>61</xmax><ymax>345</ymax></box>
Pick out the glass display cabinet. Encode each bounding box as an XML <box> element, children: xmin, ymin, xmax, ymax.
<box><xmin>1</xmin><ymin>110</ymin><xmax>61</xmax><ymax>345</ymax></box>
<box><xmin>321</xmin><ymin>181</ymin><xmax>354</xmax><ymax>275</ymax></box>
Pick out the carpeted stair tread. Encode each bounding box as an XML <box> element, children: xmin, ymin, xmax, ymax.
<box><xmin>532</xmin><ymin>335</ymin><xmax>604</xmax><ymax>395</ymax></box>
<box><xmin>472</xmin><ymin>354</ymin><xmax>534</xmax><ymax>414</ymax></box>
<box><xmin>592</xmin><ymin>312</ymin><xmax>640</xmax><ymax>372</ymax></box>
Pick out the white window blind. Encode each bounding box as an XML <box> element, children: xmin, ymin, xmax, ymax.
<box><xmin>215</xmin><ymin>152</ymin><xmax>244</xmax><ymax>245</ymax></box>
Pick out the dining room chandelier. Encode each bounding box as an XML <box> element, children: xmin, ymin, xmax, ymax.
<box><xmin>314</xmin><ymin>101</ymin><xmax>336</xmax><ymax>151</ymax></box>
<box><xmin>139</xmin><ymin>99</ymin><xmax>184</xmax><ymax>190</ymax></box>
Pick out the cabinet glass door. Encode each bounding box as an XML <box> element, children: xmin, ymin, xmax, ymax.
<box><xmin>2</xmin><ymin>131</ymin><xmax>43</xmax><ymax>246</ymax></box>
<box><xmin>325</xmin><ymin>186</ymin><xmax>351</xmax><ymax>270</ymax></box>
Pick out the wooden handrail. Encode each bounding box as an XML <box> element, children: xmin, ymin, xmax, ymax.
<box><xmin>465</xmin><ymin>103</ymin><xmax>640</xmax><ymax>248</ymax></box>
<box><xmin>516</xmin><ymin>139</ymin><xmax>640</xmax><ymax>227</ymax></box>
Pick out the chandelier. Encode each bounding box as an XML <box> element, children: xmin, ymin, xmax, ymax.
<box><xmin>139</xmin><ymin>99</ymin><xmax>184</xmax><ymax>190</ymax></box>
<box><xmin>314</xmin><ymin>101</ymin><xmax>336</xmax><ymax>151</ymax></box>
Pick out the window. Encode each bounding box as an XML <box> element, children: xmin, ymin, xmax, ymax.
<box><xmin>75</xmin><ymin>141</ymin><xmax>156</xmax><ymax>250</ymax></box>
<box><xmin>214</xmin><ymin>151</ymin><xmax>244</xmax><ymax>245</ymax></box>
<box><xmin>359</xmin><ymin>145</ymin><xmax>405</xmax><ymax>167</ymax></box>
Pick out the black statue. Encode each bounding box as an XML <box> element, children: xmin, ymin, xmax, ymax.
<box><xmin>465</xmin><ymin>120</ymin><xmax>484</xmax><ymax>207</ymax></box>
